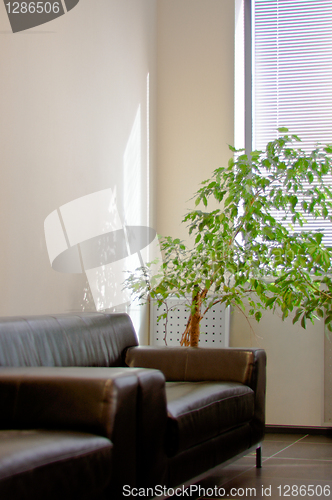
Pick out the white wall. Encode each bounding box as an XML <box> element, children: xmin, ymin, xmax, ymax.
<box><xmin>0</xmin><ymin>0</ymin><xmax>157</xmax><ymax>342</ymax></box>
<box><xmin>156</xmin><ymin>0</ymin><xmax>235</xmax><ymax>241</ymax></box>
<box><xmin>231</xmin><ymin>307</ymin><xmax>325</xmax><ymax>427</ymax></box>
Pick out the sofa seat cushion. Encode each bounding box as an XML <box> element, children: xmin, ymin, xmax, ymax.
<box><xmin>165</xmin><ymin>381</ymin><xmax>255</xmax><ymax>456</ymax></box>
<box><xmin>0</xmin><ymin>429</ymin><xmax>113</xmax><ymax>500</ymax></box>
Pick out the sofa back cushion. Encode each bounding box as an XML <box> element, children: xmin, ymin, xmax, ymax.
<box><xmin>0</xmin><ymin>313</ymin><xmax>138</xmax><ymax>367</ymax></box>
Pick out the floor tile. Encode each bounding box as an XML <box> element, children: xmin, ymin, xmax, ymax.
<box><xmin>301</xmin><ymin>434</ymin><xmax>332</xmax><ymax>444</ymax></box>
<box><xmin>275</xmin><ymin>441</ymin><xmax>332</xmax><ymax>460</ymax></box>
<box><xmin>247</xmin><ymin>457</ymin><xmax>332</xmax><ymax>480</ymax></box>
<box><xmin>264</xmin><ymin>433</ymin><xmax>306</xmax><ymax>443</ymax></box>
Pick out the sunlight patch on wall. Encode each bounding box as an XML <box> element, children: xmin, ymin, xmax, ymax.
<box><xmin>124</xmin><ymin>105</ymin><xmax>142</xmax><ymax>227</ymax></box>
<box><xmin>44</xmin><ymin>187</ymin><xmax>162</xmax><ymax>311</ymax></box>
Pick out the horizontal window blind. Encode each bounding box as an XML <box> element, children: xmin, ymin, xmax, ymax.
<box><xmin>253</xmin><ymin>0</ymin><xmax>332</xmax><ymax>244</ymax></box>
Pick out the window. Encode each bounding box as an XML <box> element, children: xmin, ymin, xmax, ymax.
<box><xmin>252</xmin><ymin>0</ymin><xmax>332</xmax><ymax>152</ymax></box>
<box><xmin>236</xmin><ymin>0</ymin><xmax>332</xmax><ymax>243</ymax></box>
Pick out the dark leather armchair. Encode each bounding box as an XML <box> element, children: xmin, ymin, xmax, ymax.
<box><xmin>126</xmin><ymin>345</ymin><xmax>266</xmax><ymax>490</ymax></box>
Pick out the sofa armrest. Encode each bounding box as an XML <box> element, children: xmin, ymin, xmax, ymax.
<box><xmin>0</xmin><ymin>366</ymin><xmax>142</xmax><ymax>439</ymax></box>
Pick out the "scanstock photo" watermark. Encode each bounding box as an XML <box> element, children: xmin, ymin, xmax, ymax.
<box><xmin>3</xmin><ymin>0</ymin><xmax>80</xmax><ymax>32</ymax></box>
<box><xmin>123</xmin><ymin>483</ymin><xmax>332</xmax><ymax>498</ymax></box>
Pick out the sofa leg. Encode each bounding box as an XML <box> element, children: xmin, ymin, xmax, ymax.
<box><xmin>256</xmin><ymin>446</ymin><xmax>262</xmax><ymax>468</ymax></box>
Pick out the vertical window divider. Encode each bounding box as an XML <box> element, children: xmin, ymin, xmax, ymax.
<box><xmin>244</xmin><ymin>0</ymin><xmax>253</xmax><ymax>157</ymax></box>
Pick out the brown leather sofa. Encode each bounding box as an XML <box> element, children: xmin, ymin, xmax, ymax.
<box><xmin>0</xmin><ymin>312</ymin><xmax>266</xmax><ymax>499</ymax></box>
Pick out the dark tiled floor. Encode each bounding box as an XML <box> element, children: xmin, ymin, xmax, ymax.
<box><xmin>170</xmin><ymin>433</ymin><xmax>332</xmax><ymax>499</ymax></box>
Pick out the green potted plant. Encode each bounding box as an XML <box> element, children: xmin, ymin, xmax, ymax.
<box><xmin>126</xmin><ymin>129</ymin><xmax>332</xmax><ymax>346</ymax></box>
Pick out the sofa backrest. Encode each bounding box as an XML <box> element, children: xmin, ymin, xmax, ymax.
<box><xmin>0</xmin><ymin>312</ymin><xmax>138</xmax><ymax>367</ymax></box>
